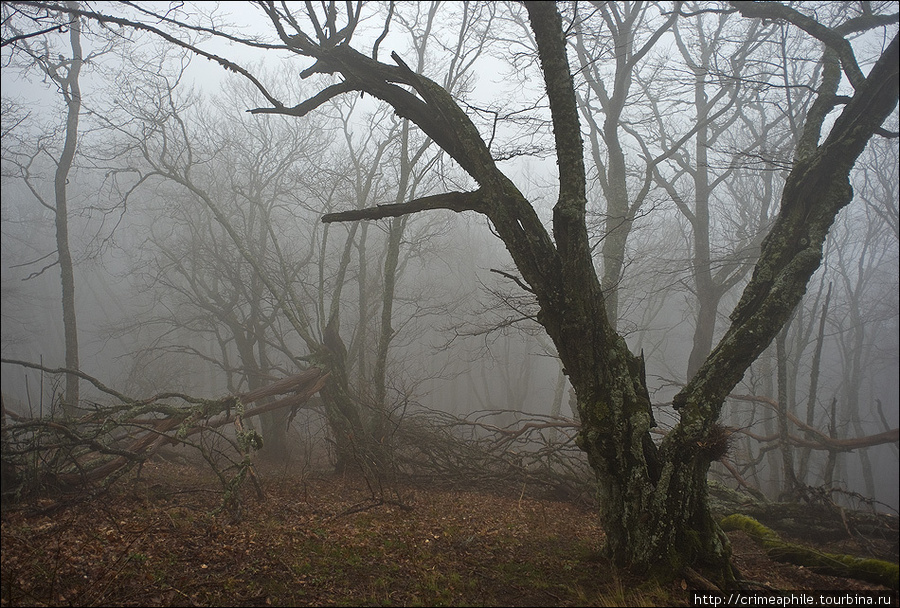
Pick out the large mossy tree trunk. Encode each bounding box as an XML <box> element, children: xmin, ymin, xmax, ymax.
<box><xmin>533</xmin><ymin>186</ymin><xmax>733</xmax><ymax>578</ymax></box>
<box><xmin>249</xmin><ymin>0</ymin><xmax>899</xmax><ymax>584</ymax></box>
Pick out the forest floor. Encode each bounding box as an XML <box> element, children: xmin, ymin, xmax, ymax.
<box><xmin>1</xmin><ymin>459</ymin><xmax>896</xmax><ymax>607</ymax></box>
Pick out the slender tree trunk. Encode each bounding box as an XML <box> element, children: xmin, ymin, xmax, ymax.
<box><xmin>799</xmin><ymin>282</ymin><xmax>831</xmax><ymax>481</ymax></box>
<box><xmin>686</xmin><ymin>61</ymin><xmax>716</xmax><ymax>379</ymax></box>
<box><xmin>689</xmin><ymin>292</ymin><xmax>721</xmax><ymax>379</ymax></box>
<box><xmin>56</xmin><ymin>1</ymin><xmax>83</xmax><ymax>414</ymax></box>
<box><xmin>776</xmin><ymin>325</ymin><xmax>798</xmax><ymax>498</ymax></box>
<box><xmin>374</xmin><ymin>216</ymin><xmax>403</xmax><ymax>411</ymax></box>
<box><xmin>356</xmin><ymin>221</ymin><xmax>369</xmax><ymax>394</ymax></box>
<box><xmin>758</xmin><ymin>347</ymin><xmax>781</xmax><ymax>494</ymax></box>
<box><xmin>850</xmin><ymin>408</ymin><xmax>876</xmax><ymax>499</ymax></box>
<box><xmin>823</xmin><ymin>398</ymin><xmax>839</xmax><ymax>488</ymax></box>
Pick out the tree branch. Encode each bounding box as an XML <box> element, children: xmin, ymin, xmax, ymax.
<box><xmin>322</xmin><ymin>190</ymin><xmax>488</xmax><ymax>223</ymax></box>
<box><xmin>730</xmin><ymin>1</ymin><xmax>868</xmax><ymax>89</ymax></box>
<box><xmin>1</xmin><ymin>21</ymin><xmax>65</xmax><ymax>47</ymax></box>
<box><xmin>9</xmin><ymin>1</ymin><xmax>287</xmax><ymax>109</ymax></box>
<box><xmin>248</xmin><ymin>81</ymin><xmax>356</xmax><ymax>116</ymax></box>
<box><xmin>490</xmin><ymin>268</ymin><xmax>535</xmax><ymax>294</ymax></box>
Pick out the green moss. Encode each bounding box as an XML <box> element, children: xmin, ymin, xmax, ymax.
<box><xmin>720</xmin><ymin>513</ymin><xmax>780</xmax><ymax>544</ymax></box>
<box><xmin>682</xmin><ymin>529</ymin><xmax>703</xmax><ymax>562</ymax></box>
<box><xmin>721</xmin><ymin>514</ymin><xmax>899</xmax><ymax>589</ymax></box>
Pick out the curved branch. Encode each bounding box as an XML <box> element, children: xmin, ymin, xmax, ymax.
<box><xmin>731</xmin><ymin>394</ymin><xmax>900</xmax><ymax>451</ymax></box>
<box><xmin>730</xmin><ymin>1</ymin><xmax>870</xmax><ymax>89</ymax></box>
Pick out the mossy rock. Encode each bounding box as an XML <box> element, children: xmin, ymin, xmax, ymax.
<box><xmin>721</xmin><ymin>513</ymin><xmax>899</xmax><ymax>590</ymax></box>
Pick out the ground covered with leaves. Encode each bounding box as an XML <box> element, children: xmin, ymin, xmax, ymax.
<box><xmin>1</xmin><ymin>460</ymin><xmax>896</xmax><ymax>606</ymax></box>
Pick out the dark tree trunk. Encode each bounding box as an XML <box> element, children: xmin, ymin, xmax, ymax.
<box><xmin>319</xmin><ymin>317</ymin><xmax>390</xmax><ymax>476</ymax></box>
<box><xmin>320</xmin><ymin>383</ymin><xmax>362</xmax><ymax>474</ymax></box>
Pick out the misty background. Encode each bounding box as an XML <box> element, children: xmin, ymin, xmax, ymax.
<box><xmin>1</xmin><ymin>2</ymin><xmax>897</xmax><ymax>511</ymax></box>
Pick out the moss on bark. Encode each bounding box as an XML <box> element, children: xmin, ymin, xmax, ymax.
<box><xmin>721</xmin><ymin>514</ymin><xmax>899</xmax><ymax>589</ymax></box>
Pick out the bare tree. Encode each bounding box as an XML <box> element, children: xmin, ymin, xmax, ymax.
<box><xmin>3</xmin><ymin>2</ymin><xmax>87</xmax><ymax>412</ymax></box>
<box><xmin>570</xmin><ymin>2</ymin><xmax>680</xmax><ymax>327</ymax></box>
<box><xmin>651</xmin><ymin>8</ymin><xmax>783</xmax><ymax>378</ymax></box>
<box><xmin>242</xmin><ymin>1</ymin><xmax>895</xmax><ymax>579</ymax></box>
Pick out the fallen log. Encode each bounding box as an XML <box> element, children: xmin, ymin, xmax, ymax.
<box><xmin>721</xmin><ymin>514</ymin><xmax>899</xmax><ymax>589</ymax></box>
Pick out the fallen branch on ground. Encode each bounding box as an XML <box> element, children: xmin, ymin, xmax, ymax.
<box><xmin>1</xmin><ymin>360</ymin><xmax>328</xmax><ymax>494</ymax></box>
<box><xmin>721</xmin><ymin>514</ymin><xmax>899</xmax><ymax>589</ymax></box>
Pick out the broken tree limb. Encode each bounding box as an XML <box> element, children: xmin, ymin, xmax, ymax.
<box><xmin>731</xmin><ymin>393</ymin><xmax>900</xmax><ymax>450</ymax></box>
<box><xmin>0</xmin><ymin>360</ymin><xmax>329</xmax><ymax>489</ymax></box>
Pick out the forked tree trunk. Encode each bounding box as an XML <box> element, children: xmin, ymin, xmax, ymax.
<box><xmin>539</xmin><ymin>261</ymin><xmax>734</xmax><ymax>578</ymax></box>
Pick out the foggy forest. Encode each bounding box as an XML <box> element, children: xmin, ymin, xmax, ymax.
<box><xmin>1</xmin><ymin>1</ymin><xmax>898</xmax><ymax>605</ymax></box>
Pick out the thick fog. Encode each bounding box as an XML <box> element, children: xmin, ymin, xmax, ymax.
<box><xmin>2</xmin><ymin>2</ymin><xmax>897</xmax><ymax>513</ymax></box>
